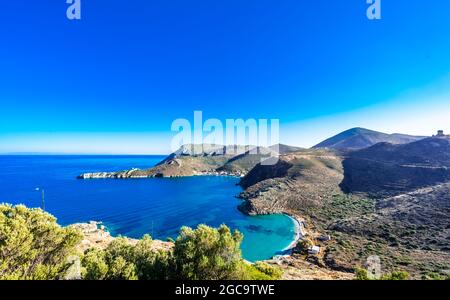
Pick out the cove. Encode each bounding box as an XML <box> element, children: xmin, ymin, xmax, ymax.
<box><xmin>0</xmin><ymin>155</ymin><xmax>295</xmax><ymax>261</ymax></box>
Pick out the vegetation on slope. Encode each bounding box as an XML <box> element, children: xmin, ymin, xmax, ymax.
<box><xmin>0</xmin><ymin>204</ymin><xmax>82</xmax><ymax>280</ymax></box>
<box><xmin>0</xmin><ymin>204</ymin><xmax>281</xmax><ymax>280</ymax></box>
<box><xmin>340</xmin><ymin>137</ymin><xmax>450</xmax><ymax>197</ymax></box>
<box><xmin>237</xmin><ymin>143</ymin><xmax>450</xmax><ymax>279</ymax></box>
<box><xmin>282</xmin><ymin>190</ymin><xmax>449</xmax><ymax>279</ymax></box>
<box><xmin>238</xmin><ymin>149</ymin><xmax>344</xmax><ymax>215</ymax></box>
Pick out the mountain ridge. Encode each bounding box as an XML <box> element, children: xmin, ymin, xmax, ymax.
<box><xmin>313</xmin><ymin>127</ymin><xmax>426</xmax><ymax>150</ymax></box>
<box><xmin>340</xmin><ymin>135</ymin><xmax>450</xmax><ymax>197</ymax></box>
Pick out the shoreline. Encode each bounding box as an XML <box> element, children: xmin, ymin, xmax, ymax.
<box><xmin>77</xmin><ymin>171</ymin><xmax>301</xmax><ymax>260</ymax></box>
<box><xmin>282</xmin><ymin>213</ymin><xmax>305</xmax><ymax>252</ymax></box>
<box><xmin>70</xmin><ymin>212</ymin><xmax>303</xmax><ymax>261</ymax></box>
<box><xmin>78</xmin><ymin>170</ymin><xmax>246</xmax><ymax>180</ymax></box>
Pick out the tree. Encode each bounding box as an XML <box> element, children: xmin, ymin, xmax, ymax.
<box><xmin>172</xmin><ymin>224</ymin><xmax>245</xmax><ymax>280</ymax></box>
<box><xmin>0</xmin><ymin>204</ymin><xmax>82</xmax><ymax>280</ymax></box>
<box><xmin>295</xmin><ymin>238</ymin><xmax>314</xmax><ymax>255</ymax></box>
<box><xmin>1</xmin><ymin>204</ymin><xmax>283</xmax><ymax>280</ymax></box>
<box><xmin>133</xmin><ymin>235</ymin><xmax>171</xmax><ymax>280</ymax></box>
<box><xmin>81</xmin><ymin>235</ymin><xmax>171</xmax><ymax>280</ymax></box>
<box><xmin>81</xmin><ymin>248</ymin><xmax>108</xmax><ymax>280</ymax></box>
<box><xmin>82</xmin><ymin>238</ymin><xmax>138</xmax><ymax>280</ymax></box>
<box><xmin>170</xmin><ymin>224</ymin><xmax>282</xmax><ymax>280</ymax></box>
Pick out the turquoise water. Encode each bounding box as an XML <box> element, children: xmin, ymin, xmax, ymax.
<box><xmin>0</xmin><ymin>155</ymin><xmax>295</xmax><ymax>261</ymax></box>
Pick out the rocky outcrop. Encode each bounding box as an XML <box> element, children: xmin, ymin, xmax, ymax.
<box><xmin>70</xmin><ymin>221</ymin><xmax>173</xmax><ymax>253</ymax></box>
<box><xmin>70</xmin><ymin>221</ymin><xmax>115</xmax><ymax>251</ymax></box>
<box><xmin>267</xmin><ymin>256</ymin><xmax>354</xmax><ymax>280</ymax></box>
<box><xmin>79</xmin><ymin>168</ymin><xmax>151</xmax><ymax>179</ymax></box>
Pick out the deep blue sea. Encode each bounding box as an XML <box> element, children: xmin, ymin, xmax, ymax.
<box><xmin>0</xmin><ymin>155</ymin><xmax>295</xmax><ymax>261</ymax></box>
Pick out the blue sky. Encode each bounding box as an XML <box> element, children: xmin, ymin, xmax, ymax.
<box><xmin>0</xmin><ymin>0</ymin><xmax>449</xmax><ymax>154</ymax></box>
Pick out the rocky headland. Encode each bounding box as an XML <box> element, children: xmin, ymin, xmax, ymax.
<box><xmin>70</xmin><ymin>221</ymin><xmax>173</xmax><ymax>253</ymax></box>
<box><xmin>78</xmin><ymin>144</ymin><xmax>280</xmax><ymax>179</ymax></box>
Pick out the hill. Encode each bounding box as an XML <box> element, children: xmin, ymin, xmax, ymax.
<box><xmin>269</xmin><ymin>144</ymin><xmax>304</xmax><ymax>154</ymax></box>
<box><xmin>313</xmin><ymin>127</ymin><xmax>424</xmax><ymax>150</ymax></box>
<box><xmin>340</xmin><ymin>136</ymin><xmax>450</xmax><ymax>197</ymax></box>
<box><xmin>238</xmin><ymin>135</ymin><xmax>450</xmax><ymax>278</ymax></box>
<box><xmin>238</xmin><ymin>148</ymin><xmax>344</xmax><ymax>215</ymax></box>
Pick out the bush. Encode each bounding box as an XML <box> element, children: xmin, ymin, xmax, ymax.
<box><xmin>243</xmin><ymin>262</ymin><xmax>283</xmax><ymax>280</ymax></box>
<box><xmin>81</xmin><ymin>236</ymin><xmax>170</xmax><ymax>280</ymax></box>
<box><xmin>1</xmin><ymin>205</ymin><xmax>285</xmax><ymax>280</ymax></box>
<box><xmin>381</xmin><ymin>271</ymin><xmax>409</xmax><ymax>280</ymax></box>
<box><xmin>133</xmin><ymin>235</ymin><xmax>170</xmax><ymax>280</ymax></box>
<box><xmin>355</xmin><ymin>268</ymin><xmax>370</xmax><ymax>280</ymax></box>
<box><xmin>81</xmin><ymin>248</ymin><xmax>109</xmax><ymax>280</ymax></box>
<box><xmin>355</xmin><ymin>268</ymin><xmax>410</xmax><ymax>280</ymax></box>
<box><xmin>172</xmin><ymin>224</ymin><xmax>245</xmax><ymax>280</ymax></box>
<box><xmin>295</xmin><ymin>238</ymin><xmax>313</xmax><ymax>255</ymax></box>
<box><xmin>0</xmin><ymin>204</ymin><xmax>82</xmax><ymax>280</ymax></box>
<box><xmin>171</xmin><ymin>224</ymin><xmax>283</xmax><ymax>280</ymax></box>
<box><xmin>81</xmin><ymin>224</ymin><xmax>283</xmax><ymax>280</ymax></box>
<box><xmin>421</xmin><ymin>272</ymin><xmax>447</xmax><ymax>280</ymax></box>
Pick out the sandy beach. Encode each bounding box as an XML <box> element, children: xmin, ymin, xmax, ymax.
<box><xmin>283</xmin><ymin>213</ymin><xmax>306</xmax><ymax>252</ymax></box>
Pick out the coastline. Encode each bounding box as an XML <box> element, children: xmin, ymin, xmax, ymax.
<box><xmin>70</xmin><ymin>212</ymin><xmax>302</xmax><ymax>261</ymax></box>
<box><xmin>70</xmin><ymin>221</ymin><xmax>174</xmax><ymax>253</ymax></box>
<box><xmin>79</xmin><ymin>168</ymin><xmax>301</xmax><ymax>260</ymax></box>
<box><xmin>283</xmin><ymin>213</ymin><xmax>305</xmax><ymax>252</ymax></box>
<box><xmin>78</xmin><ymin>170</ymin><xmax>246</xmax><ymax>180</ymax></box>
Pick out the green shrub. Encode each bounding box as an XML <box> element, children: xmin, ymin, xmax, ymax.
<box><xmin>1</xmin><ymin>205</ymin><xmax>285</xmax><ymax>280</ymax></box>
<box><xmin>244</xmin><ymin>262</ymin><xmax>283</xmax><ymax>280</ymax></box>
<box><xmin>421</xmin><ymin>272</ymin><xmax>449</xmax><ymax>280</ymax></box>
<box><xmin>355</xmin><ymin>268</ymin><xmax>370</xmax><ymax>280</ymax></box>
<box><xmin>355</xmin><ymin>268</ymin><xmax>410</xmax><ymax>281</ymax></box>
<box><xmin>81</xmin><ymin>248</ymin><xmax>108</xmax><ymax>280</ymax></box>
<box><xmin>381</xmin><ymin>271</ymin><xmax>409</xmax><ymax>280</ymax></box>
<box><xmin>172</xmin><ymin>224</ymin><xmax>245</xmax><ymax>280</ymax></box>
<box><xmin>81</xmin><ymin>236</ymin><xmax>165</xmax><ymax>280</ymax></box>
<box><xmin>0</xmin><ymin>204</ymin><xmax>82</xmax><ymax>280</ymax></box>
<box><xmin>295</xmin><ymin>238</ymin><xmax>313</xmax><ymax>255</ymax></box>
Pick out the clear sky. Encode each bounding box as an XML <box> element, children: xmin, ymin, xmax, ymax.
<box><xmin>0</xmin><ymin>0</ymin><xmax>449</xmax><ymax>154</ymax></box>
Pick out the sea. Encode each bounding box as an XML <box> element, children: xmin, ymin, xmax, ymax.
<box><xmin>0</xmin><ymin>155</ymin><xmax>295</xmax><ymax>261</ymax></box>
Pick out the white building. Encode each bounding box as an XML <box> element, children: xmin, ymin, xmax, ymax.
<box><xmin>308</xmin><ymin>246</ymin><xmax>320</xmax><ymax>255</ymax></box>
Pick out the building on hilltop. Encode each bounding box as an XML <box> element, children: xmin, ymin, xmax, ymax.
<box><xmin>433</xmin><ymin>130</ymin><xmax>449</xmax><ymax>138</ymax></box>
